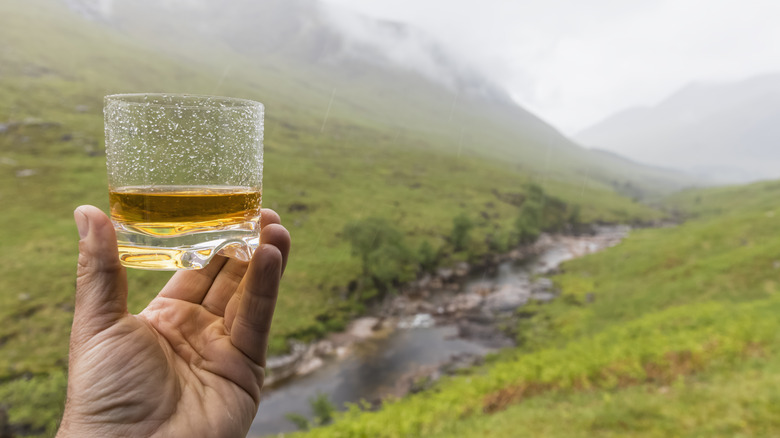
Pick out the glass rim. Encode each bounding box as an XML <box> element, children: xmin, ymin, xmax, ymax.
<box><xmin>104</xmin><ymin>93</ymin><xmax>264</xmax><ymax>110</ymax></box>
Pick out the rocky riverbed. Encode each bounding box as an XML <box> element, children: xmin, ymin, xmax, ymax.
<box><xmin>263</xmin><ymin>226</ymin><xmax>628</xmax><ymax>387</ymax></box>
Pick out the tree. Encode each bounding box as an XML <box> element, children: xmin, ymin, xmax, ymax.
<box><xmin>451</xmin><ymin>213</ymin><xmax>474</xmax><ymax>252</ymax></box>
<box><xmin>515</xmin><ymin>195</ymin><xmax>542</xmax><ymax>244</ymax></box>
<box><xmin>342</xmin><ymin>217</ymin><xmax>415</xmax><ymax>294</ymax></box>
<box><xmin>417</xmin><ymin>240</ymin><xmax>438</xmax><ymax>272</ymax></box>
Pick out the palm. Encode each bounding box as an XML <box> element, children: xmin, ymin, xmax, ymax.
<box><xmin>60</xmin><ymin>207</ymin><xmax>290</xmax><ymax>438</ymax></box>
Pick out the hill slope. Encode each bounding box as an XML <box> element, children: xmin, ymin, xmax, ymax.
<box><xmin>0</xmin><ymin>0</ymin><xmax>690</xmax><ymax>434</ymax></box>
<box><xmin>577</xmin><ymin>73</ymin><xmax>780</xmax><ymax>184</ymax></box>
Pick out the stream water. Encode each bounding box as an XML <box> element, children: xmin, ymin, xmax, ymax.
<box><xmin>248</xmin><ymin>226</ymin><xmax>629</xmax><ymax>437</ymax></box>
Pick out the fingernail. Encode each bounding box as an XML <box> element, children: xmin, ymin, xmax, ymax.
<box><xmin>74</xmin><ymin>208</ymin><xmax>89</xmax><ymax>239</ymax></box>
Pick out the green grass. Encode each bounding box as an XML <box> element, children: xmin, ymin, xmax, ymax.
<box><xmin>279</xmin><ymin>182</ymin><xmax>780</xmax><ymax>437</ymax></box>
<box><xmin>425</xmin><ymin>351</ymin><xmax>780</xmax><ymax>438</ymax></box>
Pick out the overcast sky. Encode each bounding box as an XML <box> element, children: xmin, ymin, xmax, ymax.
<box><xmin>321</xmin><ymin>0</ymin><xmax>780</xmax><ymax>135</ymax></box>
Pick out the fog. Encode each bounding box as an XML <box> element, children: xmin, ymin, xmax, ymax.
<box><xmin>322</xmin><ymin>0</ymin><xmax>780</xmax><ymax>182</ymax></box>
<box><xmin>322</xmin><ymin>0</ymin><xmax>780</xmax><ymax>133</ymax></box>
<box><xmin>64</xmin><ymin>0</ymin><xmax>780</xmax><ymax>182</ymax></box>
<box><xmin>319</xmin><ymin>3</ymin><xmax>508</xmax><ymax>102</ymax></box>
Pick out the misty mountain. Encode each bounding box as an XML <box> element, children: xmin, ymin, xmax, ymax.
<box><xmin>63</xmin><ymin>0</ymin><xmax>509</xmax><ymax>103</ymax></box>
<box><xmin>52</xmin><ymin>0</ymin><xmax>699</xmax><ymax>197</ymax></box>
<box><xmin>576</xmin><ymin>73</ymin><xmax>780</xmax><ymax>184</ymax></box>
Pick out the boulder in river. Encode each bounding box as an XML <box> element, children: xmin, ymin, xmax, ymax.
<box><xmin>347</xmin><ymin>317</ymin><xmax>381</xmax><ymax>339</ymax></box>
<box><xmin>441</xmin><ymin>352</ymin><xmax>485</xmax><ymax>375</ymax></box>
<box><xmin>265</xmin><ymin>341</ymin><xmax>309</xmax><ymax>386</ymax></box>
<box><xmin>530</xmin><ymin>291</ymin><xmax>556</xmax><ymax>303</ymax></box>
<box><xmin>456</xmin><ymin>319</ymin><xmax>515</xmax><ymax>348</ymax></box>
<box><xmin>398</xmin><ymin>313</ymin><xmax>435</xmax><ymax>329</ymax></box>
<box><xmin>416</xmin><ymin>273</ymin><xmax>432</xmax><ymax>289</ymax></box>
<box><xmin>454</xmin><ymin>262</ymin><xmax>470</xmax><ymax>277</ymax></box>
<box><xmin>530</xmin><ymin>277</ymin><xmax>554</xmax><ymax>293</ymax></box>
<box><xmin>484</xmin><ymin>284</ymin><xmax>530</xmax><ymax>312</ymax></box>
<box><xmin>444</xmin><ymin>293</ymin><xmax>483</xmax><ymax>314</ymax></box>
<box><xmin>436</xmin><ymin>268</ymin><xmax>454</xmax><ymax>281</ymax></box>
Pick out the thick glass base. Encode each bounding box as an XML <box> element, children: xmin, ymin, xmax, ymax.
<box><xmin>114</xmin><ymin>221</ymin><xmax>259</xmax><ymax>270</ymax></box>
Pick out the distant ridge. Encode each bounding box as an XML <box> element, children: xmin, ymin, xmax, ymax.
<box><xmin>577</xmin><ymin>73</ymin><xmax>780</xmax><ymax>184</ymax></box>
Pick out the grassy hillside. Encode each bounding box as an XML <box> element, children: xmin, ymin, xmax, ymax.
<box><xmin>0</xmin><ymin>0</ymin><xmax>674</xmax><ymax>435</ymax></box>
<box><xmin>277</xmin><ymin>182</ymin><xmax>780</xmax><ymax>437</ymax></box>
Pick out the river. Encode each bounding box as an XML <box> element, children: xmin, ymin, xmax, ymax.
<box><xmin>248</xmin><ymin>226</ymin><xmax>629</xmax><ymax>437</ymax></box>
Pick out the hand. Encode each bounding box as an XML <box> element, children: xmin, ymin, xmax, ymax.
<box><xmin>57</xmin><ymin>206</ymin><xmax>291</xmax><ymax>438</ymax></box>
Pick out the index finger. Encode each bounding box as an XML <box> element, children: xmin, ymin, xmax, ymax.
<box><xmin>229</xmin><ymin>244</ymin><xmax>282</xmax><ymax>366</ymax></box>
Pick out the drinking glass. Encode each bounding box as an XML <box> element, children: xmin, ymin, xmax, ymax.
<box><xmin>104</xmin><ymin>93</ymin><xmax>264</xmax><ymax>270</ymax></box>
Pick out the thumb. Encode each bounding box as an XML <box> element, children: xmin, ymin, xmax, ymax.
<box><xmin>73</xmin><ymin>205</ymin><xmax>128</xmax><ymax>337</ymax></box>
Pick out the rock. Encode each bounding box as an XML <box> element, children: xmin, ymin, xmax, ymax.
<box><xmin>393</xmin><ymin>364</ymin><xmax>441</xmax><ymax>397</ymax></box>
<box><xmin>468</xmin><ymin>280</ymin><xmax>493</xmax><ymax>295</ymax></box>
<box><xmin>390</xmin><ymin>296</ymin><xmax>410</xmax><ymax>315</ymax></box>
<box><xmin>530</xmin><ymin>291</ymin><xmax>555</xmax><ymax>302</ymax></box>
<box><xmin>0</xmin><ymin>157</ymin><xmax>18</xmax><ymax>166</ymax></box>
<box><xmin>265</xmin><ymin>341</ymin><xmax>309</xmax><ymax>386</ymax></box>
<box><xmin>444</xmin><ymin>293</ymin><xmax>483</xmax><ymax>313</ymax></box>
<box><xmin>313</xmin><ymin>340</ymin><xmax>335</xmax><ymax>357</ymax></box>
<box><xmin>484</xmin><ymin>284</ymin><xmax>530</xmax><ymax>312</ymax></box>
<box><xmin>415</xmin><ymin>301</ymin><xmax>436</xmax><ymax>314</ymax></box>
<box><xmin>474</xmin><ymin>285</ymin><xmax>493</xmax><ymax>296</ymax></box>
<box><xmin>436</xmin><ymin>268</ymin><xmax>454</xmax><ymax>281</ymax></box>
<box><xmin>17</xmin><ymin>293</ymin><xmax>30</xmax><ymax>301</ymax></box>
<box><xmin>74</xmin><ymin>104</ymin><xmax>89</xmax><ymax>113</ymax></box>
<box><xmin>0</xmin><ymin>123</ymin><xmax>7</xmax><ymax>134</ymax></box>
<box><xmin>296</xmin><ymin>356</ymin><xmax>324</xmax><ymax>376</ymax></box>
<box><xmin>445</xmin><ymin>283</ymin><xmax>460</xmax><ymax>291</ymax></box>
<box><xmin>585</xmin><ymin>292</ymin><xmax>596</xmax><ymax>303</ymax></box>
<box><xmin>533</xmin><ymin>233</ymin><xmax>555</xmax><ymax>248</ymax></box>
<box><xmin>456</xmin><ymin>320</ymin><xmax>514</xmax><ymax>348</ymax></box>
<box><xmin>398</xmin><ymin>313</ymin><xmax>435</xmax><ymax>329</ymax></box>
<box><xmin>408</xmin><ymin>369</ymin><xmax>440</xmax><ymax>394</ymax></box>
<box><xmin>462</xmin><ymin>312</ymin><xmax>495</xmax><ymax>324</ymax></box>
<box><xmin>531</xmin><ymin>278</ymin><xmax>554</xmax><ymax>293</ymax></box>
<box><xmin>348</xmin><ymin>317</ymin><xmax>380</xmax><ymax>339</ymax></box>
<box><xmin>441</xmin><ymin>352</ymin><xmax>484</xmax><ymax>375</ymax></box>
<box><xmin>416</xmin><ymin>274</ymin><xmax>432</xmax><ymax>289</ymax></box>
<box><xmin>454</xmin><ymin>262</ymin><xmax>470</xmax><ymax>277</ymax></box>
<box><xmin>397</xmin><ymin>299</ymin><xmax>435</xmax><ymax>315</ymax></box>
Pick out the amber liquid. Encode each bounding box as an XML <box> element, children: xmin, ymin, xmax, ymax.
<box><xmin>109</xmin><ymin>186</ymin><xmax>261</xmax><ymax>270</ymax></box>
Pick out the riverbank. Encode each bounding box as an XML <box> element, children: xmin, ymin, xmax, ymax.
<box><xmin>264</xmin><ymin>226</ymin><xmax>630</xmax><ymax>397</ymax></box>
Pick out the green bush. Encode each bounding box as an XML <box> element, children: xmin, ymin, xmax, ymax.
<box><xmin>416</xmin><ymin>240</ymin><xmax>438</xmax><ymax>272</ymax></box>
<box><xmin>342</xmin><ymin>217</ymin><xmax>415</xmax><ymax>295</ymax></box>
<box><xmin>450</xmin><ymin>213</ymin><xmax>474</xmax><ymax>252</ymax></box>
<box><xmin>286</xmin><ymin>392</ymin><xmax>338</xmax><ymax>431</ymax></box>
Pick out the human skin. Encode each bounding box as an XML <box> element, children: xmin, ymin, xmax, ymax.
<box><xmin>56</xmin><ymin>206</ymin><xmax>291</xmax><ymax>438</ymax></box>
